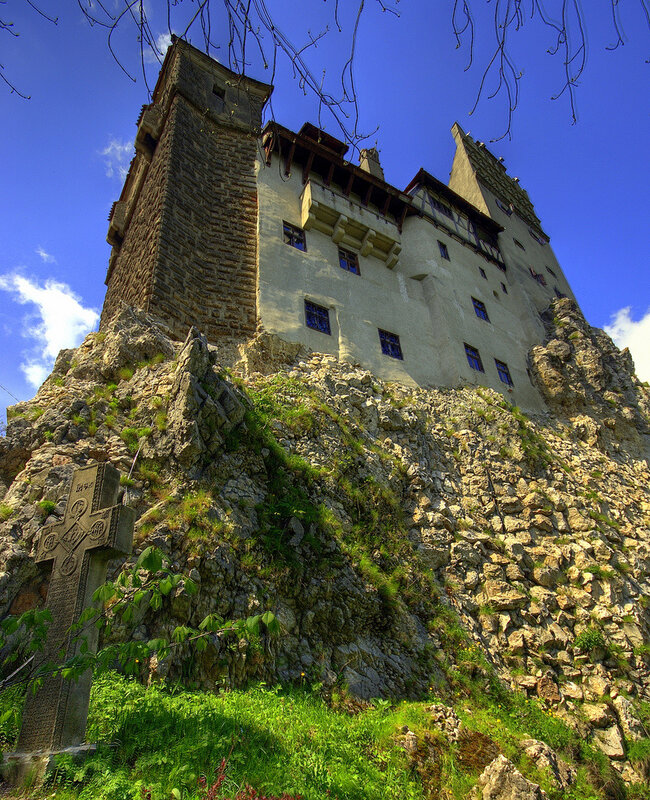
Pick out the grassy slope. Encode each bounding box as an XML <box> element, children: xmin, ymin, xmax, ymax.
<box><xmin>0</xmin><ymin>672</ymin><xmax>616</xmax><ymax>800</ymax></box>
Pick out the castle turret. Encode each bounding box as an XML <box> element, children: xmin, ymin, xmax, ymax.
<box><xmin>101</xmin><ymin>39</ymin><xmax>272</xmax><ymax>343</ymax></box>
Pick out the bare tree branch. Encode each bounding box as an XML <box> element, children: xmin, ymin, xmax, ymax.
<box><xmin>2</xmin><ymin>1</ymin><xmax>649</xmax><ymax>143</ymax></box>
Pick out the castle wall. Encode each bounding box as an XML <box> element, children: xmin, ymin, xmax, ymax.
<box><xmin>100</xmin><ymin>142</ymin><xmax>167</xmax><ymax>328</ymax></box>
<box><xmin>256</xmin><ymin>160</ymin><xmax>440</xmax><ymax>386</ymax></box>
<box><xmin>257</xmin><ymin>155</ymin><xmax>546</xmax><ymax>410</ymax></box>
<box><xmin>398</xmin><ymin>217</ymin><xmax>545</xmax><ymax>410</ymax></box>
<box><xmin>101</xmin><ymin>40</ymin><xmax>271</xmax><ymax>344</ymax></box>
<box><xmin>146</xmin><ymin>95</ymin><xmax>261</xmax><ymax>343</ymax></box>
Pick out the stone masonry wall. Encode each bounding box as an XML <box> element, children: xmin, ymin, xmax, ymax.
<box><xmin>147</xmin><ymin>95</ymin><xmax>260</xmax><ymax>343</ymax></box>
<box><xmin>101</xmin><ymin>40</ymin><xmax>265</xmax><ymax>345</ymax></box>
<box><xmin>99</xmin><ymin>139</ymin><xmax>170</xmax><ymax>328</ymax></box>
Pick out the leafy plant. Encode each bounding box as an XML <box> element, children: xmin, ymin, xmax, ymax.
<box><xmin>574</xmin><ymin>627</ymin><xmax>605</xmax><ymax>653</ymax></box>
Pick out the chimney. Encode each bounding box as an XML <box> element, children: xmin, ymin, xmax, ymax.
<box><xmin>359</xmin><ymin>147</ymin><xmax>384</xmax><ymax>181</ymax></box>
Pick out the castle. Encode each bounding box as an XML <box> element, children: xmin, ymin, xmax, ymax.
<box><xmin>101</xmin><ymin>38</ymin><xmax>578</xmax><ymax>411</ymax></box>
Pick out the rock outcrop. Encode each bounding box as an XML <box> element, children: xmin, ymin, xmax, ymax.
<box><xmin>1</xmin><ymin>300</ymin><xmax>649</xmax><ymax>786</ymax></box>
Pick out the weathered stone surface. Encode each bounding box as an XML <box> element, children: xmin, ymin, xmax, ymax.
<box><xmin>521</xmin><ymin>739</ymin><xmax>576</xmax><ymax>791</ymax></box>
<box><xmin>15</xmin><ymin>464</ymin><xmax>134</xmax><ymax>754</ymax></box>
<box><xmin>476</xmin><ymin>755</ymin><xmax>549</xmax><ymax>800</ymax></box>
<box><xmin>0</xmin><ymin>306</ymin><xmax>649</xmax><ymax>782</ymax></box>
<box><xmin>593</xmin><ymin>725</ymin><xmax>626</xmax><ymax>760</ymax></box>
<box><xmin>483</xmin><ymin>580</ymin><xmax>527</xmax><ymax>611</ymax></box>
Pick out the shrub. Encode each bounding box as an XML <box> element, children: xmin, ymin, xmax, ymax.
<box><xmin>574</xmin><ymin>627</ymin><xmax>605</xmax><ymax>653</ymax></box>
<box><xmin>37</xmin><ymin>500</ymin><xmax>57</xmax><ymax>517</ymax></box>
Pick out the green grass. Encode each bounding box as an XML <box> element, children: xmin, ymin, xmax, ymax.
<box><xmin>0</xmin><ymin>671</ymin><xmax>612</xmax><ymax>800</ymax></box>
<box><xmin>12</xmin><ymin>674</ymin><xmax>427</xmax><ymax>800</ymax></box>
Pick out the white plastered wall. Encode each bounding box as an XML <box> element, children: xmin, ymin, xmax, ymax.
<box><xmin>256</xmin><ymin>154</ymin><xmax>546</xmax><ymax>410</ymax></box>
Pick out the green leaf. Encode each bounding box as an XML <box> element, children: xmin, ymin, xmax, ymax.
<box><xmin>136</xmin><ymin>546</ymin><xmax>163</xmax><ymax>574</ymax></box>
<box><xmin>261</xmin><ymin>611</ymin><xmax>281</xmax><ymax>635</ymax></box>
<box><xmin>150</xmin><ymin>592</ymin><xmax>162</xmax><ymax>611</ymax></box>
<box><xmin>2</xmin><ymin>618</ymin><xmax>19</xmax><ymax>635</ymax></box>
<box><xmin>133</xmin><ymin>590</ymin><xmax>146</xmax><ymax>607</ymax></box>
<box><xmin>184</xmin><ymin>578</ymin><xmax>198</xmax><ymax>596</ymax></box>
<box><xmin>171</xmin><ymin>789</ymin><xmax>181</xmax><ymax>800</ymax></box>
<box><xmin>93</xmin><ymin>582</ymin><xmax>116</xmax><ymax>604</ymax></box>
<box><xmin>172</xmin><ymin>626</ymin><xmax>192</xmax><ymax>643</ymax></box>
<box><xmin>159</xmin><ymin>577</ymin><xmax>173</xmax><ymax>596</ymax></box>
<box><xmin>245</xmin><ymin>615</ymin><xmax>261</xmax><ymax>635</ymax></box>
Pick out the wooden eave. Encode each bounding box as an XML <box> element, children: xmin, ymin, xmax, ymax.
<box><xmin>262</xmin><ymin>122</ymin><xmax>417</xmax><ymax>229</ymax></box>
<box><xmin>404</xmin><ymin>168</ymin><xmax>503</xmax><ymax>238</ymax></box>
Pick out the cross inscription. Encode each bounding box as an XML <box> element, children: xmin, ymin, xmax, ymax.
<box><xmin>15</xmin><ymin>463</ymin><xmax>134</xmax><ymax>754</ymax></box>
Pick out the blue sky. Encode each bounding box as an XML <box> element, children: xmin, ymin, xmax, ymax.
<box><xmin>1</xmin><ymin>1</ymin><xmax>649</xmax><ymax>423</ymax></box>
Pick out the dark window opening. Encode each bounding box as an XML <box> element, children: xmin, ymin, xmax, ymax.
<box><xmin>379</xmin><ymin>329</ymin><xmax>403</xmax><ymax>360</ymax></box>
<box><xmin>338</xmin><ymin>248</ymin><xmax>360</xmax><ymax>275</ymax></box>
<box><xmin>501</xmin><ymin>282</ymin><xmax>508</xmax><ymax>294</ymax></box>
<box><xmin>213</xmin><ymin>84</ymin><xmax>226</xmax><ymax>100</ymax></box>
<box><xmin>554</xmin><ymin>287</ymin><xmax>567</xmax><ymax>299</ymax></box>
<box><xmin>430</xmin><ymin>196</ymin><xmax>454</xmax><ymax>219</ymax></box>
<box><xmin>495</xmin><ymin>197</ymin><xmax>513</xmax><ymax>215</ymax></box>
<box><xmin>438</xmin><ymin>241</ymin><xmax>450</xmax><ymax>260</ymax></box>
<box><xmin>464</xmin><ymin>343</ymin><xmax>484</xmax><ymax>372</ymax></box>
<box><xmin>495</xmin><ymin>359</ymin><xmax>514</xmax><ymax>386</ymax></box>
<box><xmin>479</xmin><ymin>267</ymin><xmax>487</xmax><ymax>280</ymax></box>
<box><xmin>513</xmin><ymin>238</ymin><xmax>526</xmax><ymax>250</ymax></box>
<box><xmin>283</xmin><ymin>221</ymin><xmax>306</xmax><ymax>251</ymax></box>
<box><xmin>472</xmin><ymin>297</ymin><xmax>490</xmax><ymax>322</ymax></box>
<box><xmin>529</xmin><ymin>267</ymin><xmax>547</xmax><ymax>286</ymax></box>
<box><xmin>546</xmin><ymin>266</ymin><xmax>557</xmax><ymax>278</ymax></box>
<box><xmin>305</xmin><ymin>301</ymin><xmax>331</xmax><ymax>334</ymax></box>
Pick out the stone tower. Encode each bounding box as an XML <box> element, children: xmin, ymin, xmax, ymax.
<box><xmin>100</xmin><ymin>39</ymin><xmax>272</xmax><ymax>343</ymax></box>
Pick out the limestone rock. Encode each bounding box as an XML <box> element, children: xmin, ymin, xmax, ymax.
<box><xmin>594</xmin><ymin>725</ymin><xmax>626</xmax><ymax>760</ymax></box>
<box><xmin>476</xmin><ymin>755</ymin><xmax>549</xmax><ymax>800</ymax></box>
<box><xmin>521</xmin><ymin>739</ymin><xmax>576</xmax><ymax>791</ymax></box>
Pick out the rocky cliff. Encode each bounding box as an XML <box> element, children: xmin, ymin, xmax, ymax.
<box><xmin>1</xmin><ymin>298</ymin><xmax>649</xmax><ymax>788</ymax></box>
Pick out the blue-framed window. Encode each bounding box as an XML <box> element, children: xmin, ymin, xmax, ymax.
<box><xmin>283</xmin><ymin>221</ymin><xmax>306</xmax><ymax>251</ymax></box>
<box><xmin>479</xmin><ymin>267</ymin><xmax>487</xmax><ymax>280</ymax></box>
<box><xmin>464</xmin><ymin>343</ymin><xmax>484</xmax><ymax>372</ymax></box>
<box><xmin>438</xmin><ymin>241</ymin><xmax>450</xmax><ymax>260</ymax></box>
<box><xmin>472</xmin><ymin>297</ymin><xmax>490</xmax><ymax>322</ymax></box>
<box><xmin>495</xmin><ymin>359</ymin><xmax>513</xmax><ymax>386</ymax></box>
<box><xmin>501</xmin><ymin>282</ymin><xmax>508</xmax><ymax>294</ymax></box>
<box><xmin>305</xmin><ymin>300</ymin><xmax>331</xmax><ymax>334</ymax></box>
<box><xmin>379</xmin><ymin>329</ymin><xmax>403</xmax><ymax>360</ymax></box>
<box><xmin>338</xmin><ymin>248</ymin><xmax>360</xmax><ymax>275</ymax></box>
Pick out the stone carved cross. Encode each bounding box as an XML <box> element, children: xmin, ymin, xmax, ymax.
<box><xmin>15</xmin><ymin>463</ymin><xmax>134</xmax><ymax>755</ymax></box>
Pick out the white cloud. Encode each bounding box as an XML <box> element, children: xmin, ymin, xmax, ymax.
<box><xmin>144</xmin><ymin>31</ymin><xmax>173</xmax><ymax>63</ymax></box>
<box><xmin>0</xmin><ymin>274</ymin><xmax>99</xmax><ymax>389</ymax></box>
<box><xmin>101</xmin><ymin>138</ymin><xmax>133</xmax><ymax>181</ymax></box>
<box><xmin>604</xmin><ymin>306</ymin><xmax>650</xmax><ymax>383</ymax></box>
<box><xmin>36</xmin><ymin>246</ymin><xmax>56</xmax><ymax>264</ymax></box>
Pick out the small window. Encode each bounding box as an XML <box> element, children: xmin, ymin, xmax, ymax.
<box><xmin>554</xmin><ymin>287</ymin><xmax>567</xmax><ymax>299</ymax></box>
<box><xmin>338</xmin><ymin>248</ymin><xmax>360</xmax><ymax>275</ymax></box>
<box><xmin>379</xmin><ymin>329</ymin><xmax>403</xmax><ymax>360</ymax></box>
<box><xmin>283</xmin><ymin>221</ymin><xmax>307</xmax><ymax>251</ymax></box>
<box><xmin>495</xmin><ymin>359</ymin><xmax>514</xmax><ymax>386</ymax></box>
<box><xmin>546</xmin><ymin>266</ymin><xmax>557</xmax><ymax>278</ymax></box>
<box><xmin>513</xmin><ymin>238</ymin><xmax>525</xmax><ymax>251</ymax></box>
<box><xmin>495</xmin><ymin>197</ymin><xmax>513</xmax><ymax>215</ymax></box>
<box><xmin>304</xmin><ymin>300</ymin><xmax>331</xmax><ymax>334</ymax></box>
<box><xmin>501</xmin><ymin>282</ymin><xmax>508</xmax><ymax>294</ymax></box>
<box><xmin>438</xmin><ymin>241</ymin><xmax>450</xmax><ymax>260</ymax></box>
<box><xmin>529</xmin><ymin>228</ymin><xmax>547</xmax><ymax>245</ymax></box>
<box><xmin>464</xmin><ymin>343</ymin><xmax>484</xmax><ymax>372</ymax></box>
<box><xmin>479</xmin><ymin>267</ymin><xmax>487</xmax><ymax>280</ymax></box>
<box><xmin>472</xmin><ymin>297</ymin><xmax>490</xmax><ymax>322</ymax></box>
<box><xmin>529</xmin><ymin>267</ymin><xmax>547</xmax><ymax>286</ymax></box>
<box><xmin>430</xmin><ymin>196</ymin><xmax>454</xmax><ymax>219</ymax></box>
